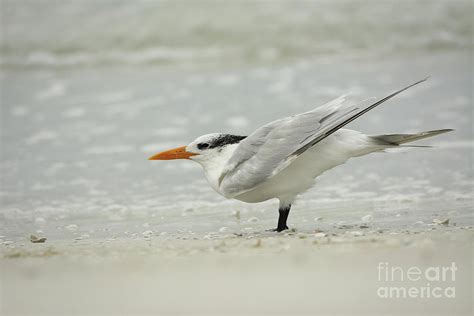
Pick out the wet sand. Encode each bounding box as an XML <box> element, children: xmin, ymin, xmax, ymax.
<box><xmin>1</xmin><ymin>228</ymin><xmax>472</xmax><ymax>315</ymax></box>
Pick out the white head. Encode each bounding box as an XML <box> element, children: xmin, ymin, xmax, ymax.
<box><xmin>148</xmin><ymin>133</ymin><xmax>246</xmax><ymax>164</ymax></box>
<box><xmin>149</xmin><ymin>133</ymin><xmax>246</xmax><ymax>193</ymax></box>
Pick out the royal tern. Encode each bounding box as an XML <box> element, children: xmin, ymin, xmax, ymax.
<box><xmin>149</xmin><ymin>78</ymin><xmax>452</xmax><ymax>232</ymax></box>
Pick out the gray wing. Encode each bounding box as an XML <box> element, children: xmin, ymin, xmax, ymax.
<box><xmin>218</xmin><ymin>78</ymin><xmax>428</xmax><ymax>198</ymax></box>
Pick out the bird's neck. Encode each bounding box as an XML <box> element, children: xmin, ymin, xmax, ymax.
<box><xmin>195</xmin><ymin>144</ymin><xmax>239</xmax><ymax>195</ymax></box>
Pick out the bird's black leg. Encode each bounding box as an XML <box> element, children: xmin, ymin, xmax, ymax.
<box><xmin>275</xmin><ymin>204</ymin><xmax>291</xmax><ymax>232</ymax></box>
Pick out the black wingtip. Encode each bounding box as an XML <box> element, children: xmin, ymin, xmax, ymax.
<box><xmin>429</xmin><ymin>128</ymin><xmax>454</xmax><ymax>134</ymax></box>
<box><xmin>403</xmin><ymin>77</ymin><xmax>430</xmax><ymax>91</ymax></box>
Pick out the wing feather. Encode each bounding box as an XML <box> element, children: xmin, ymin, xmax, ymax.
<box><xmin>219</xmin><ymin>78</ymin><xmax>428</xmax><ymax>198</ymax></box>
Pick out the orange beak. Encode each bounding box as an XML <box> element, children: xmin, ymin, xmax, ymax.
<box><xmin>148</xmin><ymin>146</ymin><xmax>198</xmax><ymax>160</ymax></box>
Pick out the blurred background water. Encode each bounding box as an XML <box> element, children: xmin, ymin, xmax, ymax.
<box><xmin>1</xmin><ymin>0</ymin><xmax>472</xmax><ymax>69</ymax></box>
<box><xmin>0</xmin><ymin>0</ymin><xmax>472</xmax><ymax>239</ymax></box>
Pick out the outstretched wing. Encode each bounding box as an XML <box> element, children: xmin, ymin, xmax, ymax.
<box><xmin>218</xmin><ymin>78</ymin><xmax>428</xmax><ymax>198</ymax></box>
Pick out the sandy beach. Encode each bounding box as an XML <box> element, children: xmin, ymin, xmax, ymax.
<box><xmin>1</xmin><ymin>228</ymin><xmax>472</xmax><ymax>315</ymax></box>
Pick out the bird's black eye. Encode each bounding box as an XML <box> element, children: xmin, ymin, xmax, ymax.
<box><xmin>197</xmin><ymin>143</ymin><xmax>210</xmax><ymax>150</ymax></box>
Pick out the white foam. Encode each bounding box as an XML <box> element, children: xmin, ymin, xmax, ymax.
<box><xmin>35</xmin><ymin>82</ymin><xmax>66</xmax><ymax>100</ymax></box>
<box><xmin>26</xmin><ymin>130</ymin><xmax>58</xmax><ymax>145</ymax></box>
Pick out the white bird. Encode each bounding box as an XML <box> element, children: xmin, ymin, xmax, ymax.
<box><xmin>149</xmin><ymin>78</ymin><xmax>452</xmax><ymax>232</ymax></box>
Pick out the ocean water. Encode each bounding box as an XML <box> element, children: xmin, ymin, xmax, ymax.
<box><xmin>1</xmin><ymin>0</ymin><xmax>472</xmax><ymax>69</ymax></box>
<box><xmin>0</xmin><ymin>1</ymin><xmax>472</xmax><ymax>240</ymax></box>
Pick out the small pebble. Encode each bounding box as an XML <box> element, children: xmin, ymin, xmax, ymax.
<box><xmin>30</xmin><ymin>235</ymin><xmax>47</xmax><ymax>243</ymax></box>
<box><xmin>142</xmin><ymin>230</ymin><xmax>153</xmax><ymax>238</ymax></box>
<box><xmin>247</xmin><ymin>217</ymin><xmax>259</xmax><ymax>223</ymax></box>
<box><xmin>338</xmin><ymin>224</ymin><xmax>354</xmax><ymax>229</ymax></box>
<box><xmin>433</xmin><ymin>218</ymin><xmax>449</xmax><ymax>225</ymax></box>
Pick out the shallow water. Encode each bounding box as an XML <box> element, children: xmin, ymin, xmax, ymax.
<box><xmin>1</xmin><ymin>52</ymin><xmax>472</xmax><ymax>240</ymax></box>
<box><xmin>0</xmin><ymin>1</ymin><xmax>472</xmax><ymax>241</ymax></box>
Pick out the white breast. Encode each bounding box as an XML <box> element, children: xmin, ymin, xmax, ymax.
<box><xmin>195</xmin><ymin>144</ymin><xmax>240</xmax><ymax>194</ymax></box>
<box><xmin>234</xmin><ymin>129</ymin><xmax>383</xmax><ymax>204</ymax></box>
